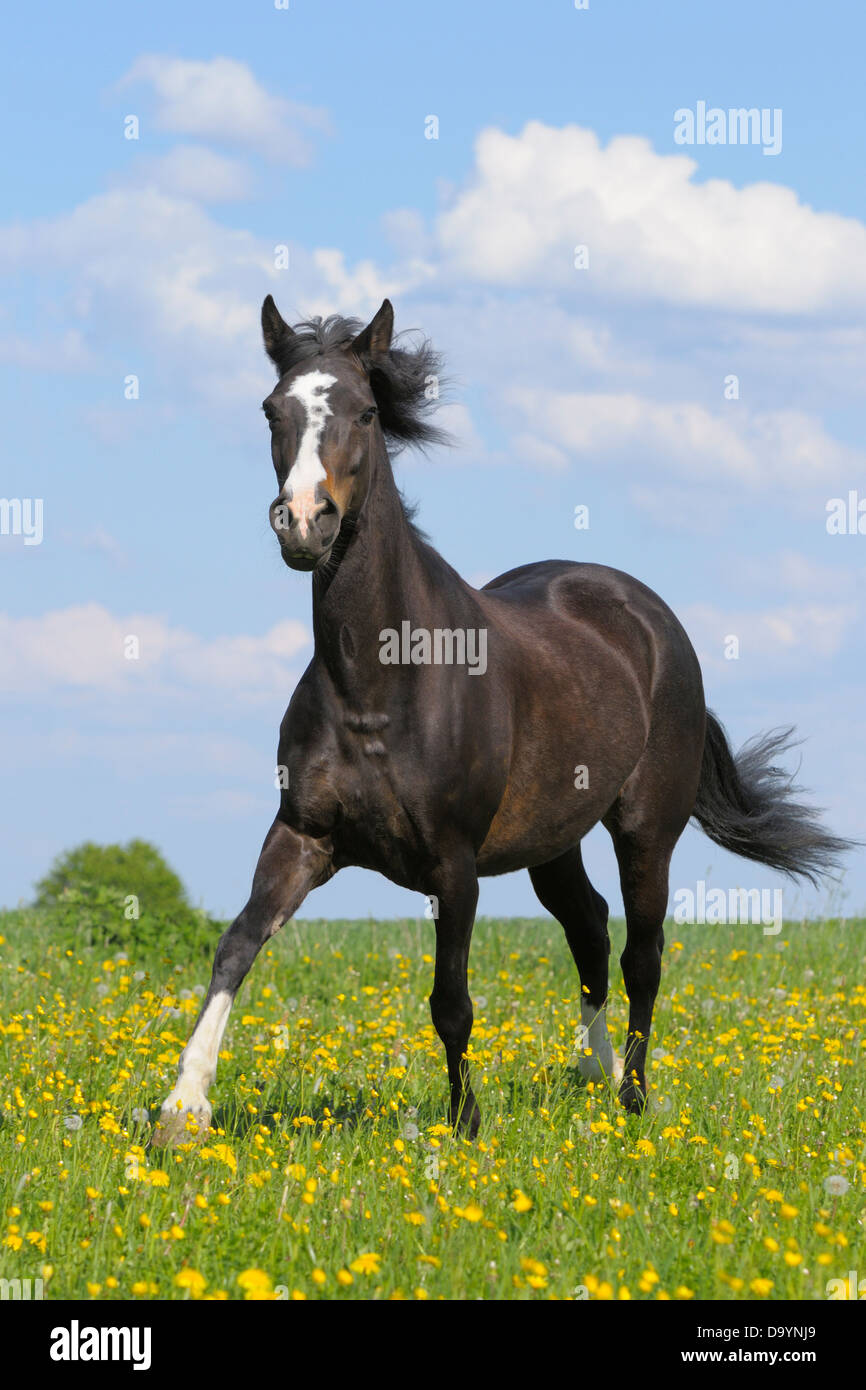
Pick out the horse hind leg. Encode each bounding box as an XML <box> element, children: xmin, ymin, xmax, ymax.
<box><xmin>529</xmin><ymin>845</ymin><xmax>620</xmax><ymax>1084</ymax></box>
<box><xmin>604</xmin><ymin>804</ymin><xmax>686</xmax><ymax>1114</ymax></box>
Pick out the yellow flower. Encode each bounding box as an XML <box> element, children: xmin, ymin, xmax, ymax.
<box><xmin>403</xmin><ymin>1212</ymin><xmax>425</xmax><ymax>1226</ymax></box>
<box><xmin>512</xmin><ymin>1190</ymin><xmax>532</xmax><ymax>1213</ymax></box>
<box><xmin>201</xmin><ymin>1143</ymin><xmax>237</xmax><ymax>1173</ymax></box>
<box><xmin>312</xmin><ymin>1269</ymin><xmax>327</xmax><ymax>1287</ymax></box>
<box><xmin>87</xmin><ymin>1282</ymin><xmax>102</xmax><ymax>1296</ymax></box>
<box><xmin>638</xmin><ymin>1267</ymin><xmax>660</xmax><ymax>1293</ymax></box>
<box><xmin>454</xmin><ymin>1204</ymin><xmax>483</xmax><ymax>1223</ymax></box>
<box><xmin>750</xmin><ymin>1277</ymin><xmax>774</xmax><ymax>1296</ymax></box>
<box><xmin>237</xmin><ymin>1269</ymin><xmax>274</xmax><ymax>1300</ymax></box>
<box><xmin>85</xmin><ymin>1187</ymin><xmax>101</xmax><ymax>1200</ymax></box>
<box><xmin>350</xmin><ymin>1252</ymin><xmax>382</xmax><ymax>1275</ymax></box>
<box><xmin>174</xmin><ymin>1269</ymin><xmax>207</xmax><ymax>1297</ymax></box>
<box><xmin>337</xmin><ymin>1269</ymin><xmax>353</xmax><ymax>1286</ymax></box>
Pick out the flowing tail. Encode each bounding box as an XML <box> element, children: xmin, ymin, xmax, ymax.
<box><xmin>692</xmin><ymin>712</ymin><xmax>853</xmax><ymax>887</ymax></box>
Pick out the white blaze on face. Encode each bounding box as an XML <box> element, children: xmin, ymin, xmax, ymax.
<box><xmin>282</xmin><ymin>369</ymin><xmax>337</xmax><ymax>538</ymax></box>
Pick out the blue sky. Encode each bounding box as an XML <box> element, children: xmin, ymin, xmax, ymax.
<box><xmin>1</xmin><ymin>0</ymin><xmax>864</xmax><ymax>924</ymax></box>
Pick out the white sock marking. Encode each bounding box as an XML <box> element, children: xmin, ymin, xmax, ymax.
<box><xmin>577</xmin><ymin>999</ymin><xmax>614</xmax><ymax>1081</ymax></box>
<box><xmin>161</xmin><ymin>990</ymin><xmax>233</xmax><ymax>1120</ymax></box>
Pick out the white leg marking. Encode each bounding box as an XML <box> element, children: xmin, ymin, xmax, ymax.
<box><xmin>157</xmin><ymin>990</ymin><xmax>233</xmax><ymax>1134</ymax></box>
<box><xmin>577</xmin><ymin>999</ymin><xmax>616</xmax><ymax>1082</ymax></box>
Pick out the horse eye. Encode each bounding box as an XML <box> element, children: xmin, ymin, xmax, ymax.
<box><xmin>359</xmin><ymin>406</ymin><xmax>378</xmax><ymax>425</ymax></box>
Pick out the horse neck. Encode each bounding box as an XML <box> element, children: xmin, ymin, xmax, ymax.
<box><xmin>311</xmin><ymin>436</ymin><xmax>431</xmax><ymax>693</ymax></box>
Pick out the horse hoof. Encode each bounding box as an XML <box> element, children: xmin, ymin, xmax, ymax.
<box><xmin>618</xmin><ymin>1079</ymin><xmax>648</xmax><ymax>1116</ymax></box>
<box><xmin>151</xmin><ymin>1104</ymin><xmax>212</xmax><ymax>1149</ymax></box>
<box><xmin>452</xmin><ymin>1098</ymin><xmax>481</xmax><ymax>1140</ymax></box>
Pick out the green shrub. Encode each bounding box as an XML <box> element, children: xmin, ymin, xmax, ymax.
<box><xmin>31</xmin><ymin>839</ymin><xmax>218</xmax><ymax>956</ymax></box>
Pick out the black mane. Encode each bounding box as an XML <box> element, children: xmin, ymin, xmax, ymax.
<box><xmin>270</xmin><ymin>313</ymin><xmax>451</xmax><ymax>454</ymax></box>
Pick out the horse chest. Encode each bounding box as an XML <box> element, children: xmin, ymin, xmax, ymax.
<box><xmin>327</xmin><ymin>716</ymin><xmax>434</xmax><ymax>876</ymax></box>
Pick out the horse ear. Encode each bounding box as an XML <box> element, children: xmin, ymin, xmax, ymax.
<box><xmin>262</xmin><ymin>295</ymin><xmax>294</xmax><ymax>368</ymax></box>
<box><xmin>350</xmin><ymin>299</ymin><xmax>394</xmax><ymax>363</ymax></box>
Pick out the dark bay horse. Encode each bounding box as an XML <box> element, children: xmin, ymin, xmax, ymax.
<box><xmin>153</xmin><ymin>297</ymin><xmax>850</xmax><ymax>1146</ymax></box>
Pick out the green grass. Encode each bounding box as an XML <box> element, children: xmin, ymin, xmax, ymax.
<box><xmin>0</xmin><ymin>910</ymin><xmax>863</xmax><ymax>1300</ymax></box>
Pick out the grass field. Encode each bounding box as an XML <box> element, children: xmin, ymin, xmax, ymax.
<box><xmin>0</xmin><ymin>909</ymin><xmax>863</xmax><ymax>1301</ymax></box>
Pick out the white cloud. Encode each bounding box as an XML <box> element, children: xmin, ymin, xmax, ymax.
<box><xmin>0</xmin><ymin>328</ymin><xmax>91</xmax><ymax>370</ymax></box>
<box><xmin>118</xmin><ymin>144</ymin><xmax>254</xmax><ymax>202</ymax></box>
<box><xmin>309</xmin><ymin>247</ymin><xmax>433</xmax><ymax>316</ymax></box>
<box><xmin>119</xmin><ymin>55</ymin><xmax>330</xmax><ymax>165</ymax></box>
<box><xmin>0</xmin><ymin>604</ymin><xmax>310</xmax><ymax>698</ymax></box>
<box><xmin>682</xmin><ymin>599</ymin><xmax>858</xmax><ymax>672</ymax></box>
<box><xmin>0</xmin><ymin>185</ymin><xmax>423</xmax><ymax>405</ymax></box>
<box><xmin>73</xmin><ymin>526</ymin><xmax>129</xmax><ymax>567</ymax></box>
<box><xmin>506</xmin><ymin>387</ymin><xmax>864</xmax><ymax>489</ymax></box>
<box><xmin>437</xmin><ymin>122</ymin><xmax>866</xmax><ymax>314</ymax></box>
<box><xmin>0</xmin><ymin>186</ymin><xmax>274</xmax><ymax>403</ymax></box>
<box><xmin>0</xmin><ymin>187</ymin><xmax>264</xmax><ymax>333</ymax></box>
<box><xmin>511</xmin><ymin>432</ymin><xmax>569</xmax><ymax>471</ymax></box>
<box><xmin>731</xmin><ymin>550</ymin><xmax>861</xmax><ymax>599</ymax></box>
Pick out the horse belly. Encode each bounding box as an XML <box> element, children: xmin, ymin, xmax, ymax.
<box><xmin>475</xmin><ymin>713</ymin><xmax>645</xmax><ymax>875</ymax></box>
<box><xmin>475</xmin><ymin>782</ymin><xmax>614</xmax><ymax>874</ymax></box>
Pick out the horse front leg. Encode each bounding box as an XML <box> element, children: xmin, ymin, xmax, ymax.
<box><xmin>428</xmin><ymin>853</ymin><xmax>480</xmax><ymax>1138</ymax></box>
<box><xmin>152</xmin><ymin>818</ymin><xmax>332</xmax><ymax>1147</ymax></box>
